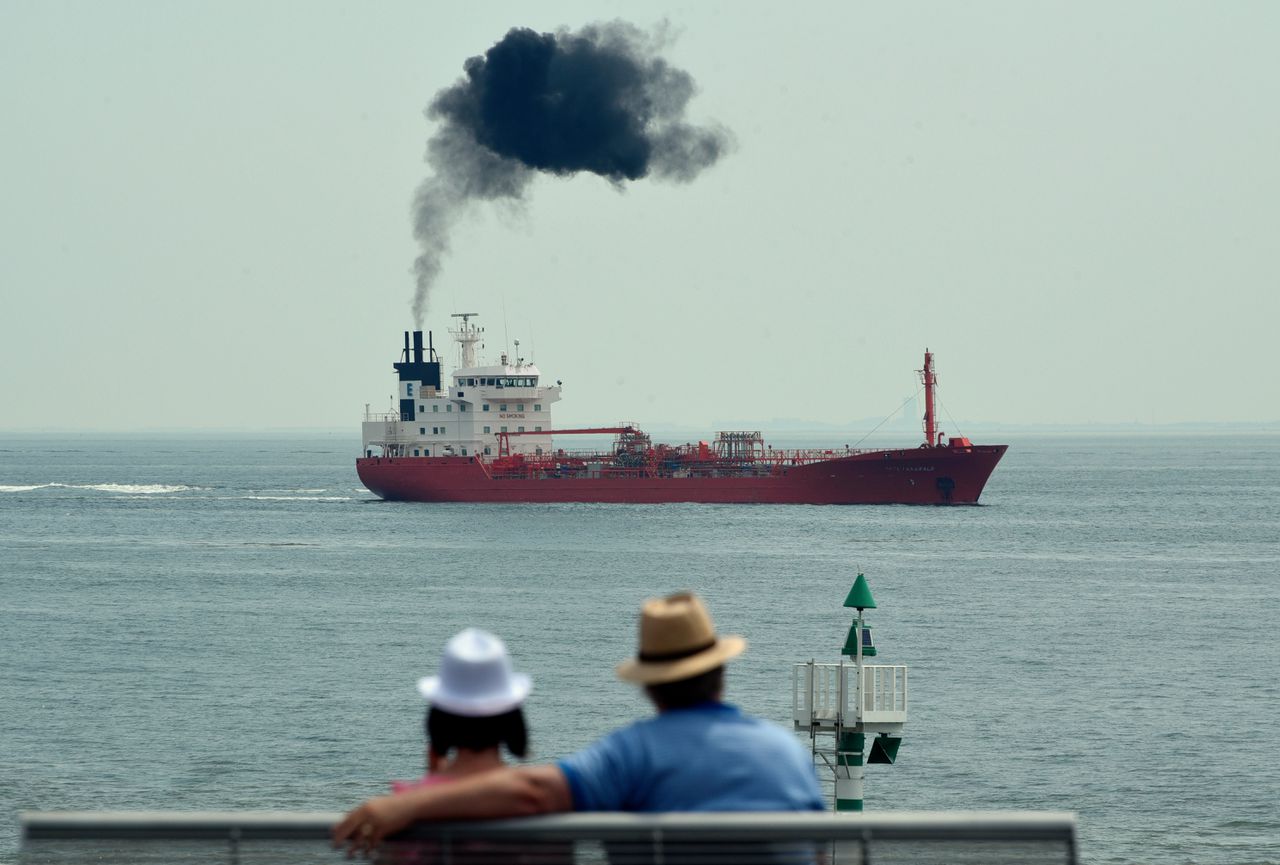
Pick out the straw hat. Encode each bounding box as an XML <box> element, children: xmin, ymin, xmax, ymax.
<box><xmin>616</xmin><ymin>592</ymin><xmax>747</xmax><ymax>685</ymax></box>
<box><xmin>417</xmin><ymin>628</ymin><xmax>532</xmax><ymax>716</ymax></box>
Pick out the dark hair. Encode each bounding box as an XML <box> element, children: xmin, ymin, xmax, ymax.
<box><xmin>644</xmin><ymin>665</ymin><xmax>725</xmax><ymax>710</ymax></box>
<box><xmin>427</xmin><ymin>706</ymin><xmax>528</xmax><ymax>759</ymax></box>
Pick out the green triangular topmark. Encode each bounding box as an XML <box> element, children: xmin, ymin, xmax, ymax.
<box><xmin>843</xmin><ymin>573</ymin><xmax>877</xmax><ymax>610</ymax></box>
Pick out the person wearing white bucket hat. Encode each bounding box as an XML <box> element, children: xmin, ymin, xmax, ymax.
<box><xmin>336</xmin><ymin>593</ymin><xmax>823</xmax><ymax>856</ymax></box>
<box><xmin>390</xmin><ymin>628</ymin><xmax>532</xmax><ymax>793</ymax></box>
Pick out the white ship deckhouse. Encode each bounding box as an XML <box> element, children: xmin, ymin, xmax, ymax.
<box><xmin>361</xmin><ymin>315</ymin><xmax>562</xmax><ymax>461</ymax></box>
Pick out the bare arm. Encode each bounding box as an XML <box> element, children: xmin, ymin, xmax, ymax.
<box><xmin>332</xmin><ymin>764</ymin><xmax>572</xmax><ymax>856</ymax></box>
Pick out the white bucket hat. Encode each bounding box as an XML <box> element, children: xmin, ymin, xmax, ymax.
<box><xmin>417</xmin><ymin>628</ymin><xmax>532</xmax><ymax>717</ymax></box>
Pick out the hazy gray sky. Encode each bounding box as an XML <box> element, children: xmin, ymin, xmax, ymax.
<box><xmin>2</xmin><ymin>1</ymin><xmax>1276</xmax><ymax>432</ymax></box>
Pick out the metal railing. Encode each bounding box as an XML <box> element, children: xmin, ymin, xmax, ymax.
<box><xmin>20</xmin><ymin>810</ymin><xmax>1077</xmax><ymax>864</ymax></box>
<box><xmin>861</xmin><ymin>665</ymin><xmax>908</xmax><ymax>723</ymax></box>
<box><xmin>793</xmin><ymin>663</ymin><xmax>909</xmax><ymax>728</ymax></box>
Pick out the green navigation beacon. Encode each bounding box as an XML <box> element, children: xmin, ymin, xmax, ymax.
<box><xmin>791</xmin><ymin>573</ymin><xmax>908</xmax><ymax>812</ymax></box>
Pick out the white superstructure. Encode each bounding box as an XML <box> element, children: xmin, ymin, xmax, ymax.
<box><xmin>361</xmin><ymin>316</ymin><xmax>562</xmax><ymax>460</ymax></box>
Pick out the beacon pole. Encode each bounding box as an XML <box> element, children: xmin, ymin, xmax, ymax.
<box><xmin>794</xmin><ymin>573</ymin><xmax>905</xmax><ymax>813</ymax></box>
<box><xmin>835</xmin><ymin>577</ymin><xmax>874</xmax><ymax>812</ymax></box>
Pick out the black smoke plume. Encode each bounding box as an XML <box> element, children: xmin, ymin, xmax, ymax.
<box><xmin>411</xmin><ymin>22</ymin><xmax>731</xmax><ymax>325</ymax></box>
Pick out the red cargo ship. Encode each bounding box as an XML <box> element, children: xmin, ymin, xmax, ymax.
<box><xmin>357</xmin><ymin>316</ymin><xmax>1006</xmax><ymax>504</ymax></box>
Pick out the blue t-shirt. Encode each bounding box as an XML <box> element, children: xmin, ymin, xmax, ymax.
<box><xmin>558</xmin><ymin>702</ymin><xmax>825</xmax><ymax>812</ymax></box>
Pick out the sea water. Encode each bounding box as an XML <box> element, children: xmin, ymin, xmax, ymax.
<box><xmin>1</xmin><ymin>432</ymin><xmax>1277</xmax><ymax>864</ymax></box>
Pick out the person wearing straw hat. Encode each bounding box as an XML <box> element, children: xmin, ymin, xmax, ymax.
<box><xmin>391</xmin><ymin>628</ymin><xmax>532</xmax><ymax>793</ymax></box>
<box><xmin>335</xmin><ymin>592</ymin><xmax>824</xmax><ymax>856</ymax></box>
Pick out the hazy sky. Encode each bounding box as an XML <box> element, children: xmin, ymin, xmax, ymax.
<box><xmin>2</xmin><ymin>1</ymin><xmax>1277</xmax><ymax>432</ymax></box>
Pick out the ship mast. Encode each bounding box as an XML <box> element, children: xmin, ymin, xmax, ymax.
<box><xmin>920</xmin><ymin>350</ymin><xmax>938</xmax><ymax>447</ymax></box>
<box><xmin>449</xmin><ymin>312</ymin><xmax>483</xmax><ymax>370</ymax></box>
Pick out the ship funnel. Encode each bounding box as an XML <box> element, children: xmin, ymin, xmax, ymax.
<box><xmin>393</xmin><ymin>329</ymin><xmax>442</xmax><ymax>391</ymax></box>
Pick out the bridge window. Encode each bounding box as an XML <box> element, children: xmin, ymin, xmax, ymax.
<box><xmin>482</xmin><ymin>404</ymin><xmax>490</xmax><ymax>411</ymax></box>
<box><xmin>501</xmin><ymin>426</ymin><xmax>508</xmax><ymax>433</ymax></box>
<box><xmin>407</xmin><ymin>383</ymin><xmax>414</xmax><ymax>396</ymax></box>
<box><xmin>499</xmin><ymin>404</ymin><xmax>508</xmax><ymax>411</ymax></box>
<box><xmin>517</xmin><ymin>403</ymin><xmax>525</xmax><ymax>411</ymax></box>
<box><xmin>535</xmin><ymin>426</ymin><xmax>542</xmax><ymax>432</ymax></box>
<box><xmin>413</xmin><ymin>449</ymin><xmax>420</xmax><ymax>456</ymax></box>
<box><xmin>433</xmin><ymin>405</ymin><xmax>439</xmax><ymax>412</ymax></box>
<box><xmin>518</xmin><ymin>426</ymin><xmax>525</xmax><ymax>433</ymax></box>
<box><xmin>534</xmin><ymin>404</ymin><xmax>541</xmax><ymax>411</ymax></box>
<box><xmin>419</xmin><ymin>427</ymin><xmax>425</xmax><ymax>435</ymax></box>
<box><xmin>446</xmin><ymin>405</ymin><xmax>453</xmax><ymax>412</ymax></box>
<box><xmin>483</xmin><ymin>426</ymin><xmax>491</xmax><ymax>433</ymax></box>
<box><xmin>484</xmin><ymin>446</ymin><xmax>491</xmax><ymax>455</ymax></box>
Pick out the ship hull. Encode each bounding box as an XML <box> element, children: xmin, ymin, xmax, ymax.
<box><xmin>356</xmin><ymin>445</ymin><xmax>1008</xmax><ymax>505</ymax></box>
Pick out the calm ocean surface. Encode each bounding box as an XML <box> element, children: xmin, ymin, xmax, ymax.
<box><xmin>1</xmin><ymin>432</ymin><xmax>1277</xmax><ymax>864</ymax></box>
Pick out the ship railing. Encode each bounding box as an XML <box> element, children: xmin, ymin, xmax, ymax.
<box><xmin>476</xmin><ymin>448</ymin><xmax>617</xmax><ymax>462</ymax></box>
<box><xmin>553</xmin><ymin>453</ymin><xmax>619</xmax><ymax>463</ymax></box>
<box><xmin>478</xmin><ymin>446</ymin><xmax>902</xmax><ymax>467</ymax></box>
<box><xmin>475</xmin><ymin>457</ymin><xmax>860</xmax><ymax>479</ymax></box>
<box><xmin>363</xmin><ymin>411</ymin><xmax>401</xmax><ymax>422</ymax></box>
<box><xmin>20</xmin><ymin>810</ymin><xmax>1078</xmax><ymax>864</ymax></box>
<box><xmin>494</xmin><ymin>447</ymin><xmax>881</xmax><ymax>462</ymax></box>
<box><xmin>485</xmin><ymin>465</ymin><xmax>660</xmax><ymax>481</ymax></box>
<box><xmin>793</xmin><ymin>663</ymin><xmax>909</xmax><ymax>729</ymax></box>
<box><xmin>767</xmin><ymin>447</ymin><xmax>888</xmax><ymax>464</ymax></box>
